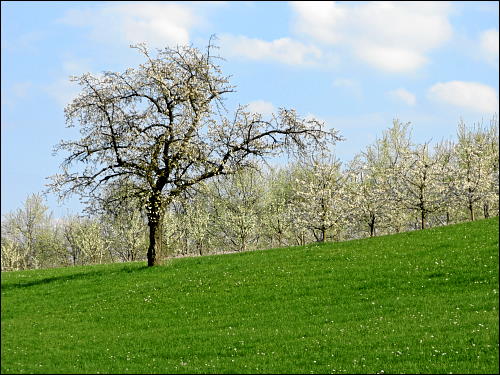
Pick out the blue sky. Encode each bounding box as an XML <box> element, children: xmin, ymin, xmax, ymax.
<box><xmin>1</xmin><ymin>1</ymin><xmax>499</xmax><ymax>218</ymax></box>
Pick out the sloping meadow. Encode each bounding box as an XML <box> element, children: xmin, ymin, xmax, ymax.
<box><xmin>1</xmin><ymin>217</ymin><xmax>498</xmax><ymax>374</ymax></box>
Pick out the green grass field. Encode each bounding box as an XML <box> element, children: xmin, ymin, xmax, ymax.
<box><xmin>1</xmin><ymin>218</ymin><xmax>498</xmax><ymax>374</ymax></box>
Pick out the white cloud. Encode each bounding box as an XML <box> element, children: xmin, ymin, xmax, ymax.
<box><xmin>60</xmin><ymin>2</ymin><xmax>198</xmax><ymax>47</ymax></box>
<box><xmin>61</xmin><ymin>58</ymin><xmax>92</xmax><ymax>75</ymax></box>
<box><xmin>428</xmin><ymin>81</ymin><xmax>499</xmax><ymax>114</ymax></box>
<box><xmin>291</xmin><ymin>1</ymin><xmax>346</xmax><ymax>44</ymax></box>
<box><xmin>2</xmin><ymin>31</ymin><xmax>46</xmax><ymax>53</ymax></box>
<box><xmin>333</xmin><ymin>78</ymin><xmax>355</xmax><ymax>87</ymax></box>
<box><xmin>388</xmin><ymin>88</ymin><xmax>417</xmax><ymax>106</ymax></box>
<box><xmin>290</xmin><ymin>1</ymin><xmax>453</xmax><ymax>73</ymax></box>
<box><xmin>479</xmin><ymin>29</ymin><xmax>499</xmax><ymax>64</ymax></box>
<box><xmin>355</xmin><ymin>44</ymin><xmax>427</xmax><ymax>73</ymax></box>
<box><xmin>246</xmin><ymin>100</ymin><xmax>277</xmax><ymax>118</ymax></box>
<box><xmin>11</xmin><ymin>82</ymin><xmax>32</xmax><ymax>99</ymax></box>
<box><xmin>2</xmin><ymin>82</ymin><xmax>33</xmax><ymax>110</ymax></box>
<box><xmin>45</xmin><ymin>58</ymin><xmax>93</xmax><ymax>108</ymax></box>
<box><xmin>219</xmin><ymin>34</ymin><xmax>323</xmax><ymax>66</ymax></box>
<box><xmin>45</xmin><ymin>79</ymin><xmax>81</xmax><ymax>108</ymax></box>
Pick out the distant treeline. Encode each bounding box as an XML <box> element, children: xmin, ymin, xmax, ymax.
<box><xmin>2</xmin><ymin>117</ymin><xmax>498</xmax><ymax>271</ymax></box>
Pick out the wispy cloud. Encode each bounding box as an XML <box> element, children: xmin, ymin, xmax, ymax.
<box><xmin>2</xmin><ymin>30</ymin><xmax>46</xmax><ymax>53</ymax></box>
<box><xmin>332</xmin><ymin>78</ymin><xmax>362</xmax><ymax>97</ymax></box>
<box><xmin>388</xmin><ymin>88</ymin><xmax>416</xmax><ymax>106</ymax></box>
<box><xmin>11</xmin><ymin>82</ymin><xmax>32</xmax><ymax>99</ymax></box>
<box><xmin>45</xmin><ymin>79</ymin><xmax>81</xmax><ymax>108</ymax></box>
<box><xmin>290</xmin><ymin>1</ymin><xmax>453</xmax><ymax>73</ymax></box>
<box><xmin>61</xmin><ymin>58</ymin><xmax>92</xmax><ymax>75</ymax></box>
<box><xmin>219</xmin><ymin>34</ymin><xmax>325</xmax><ymax>66</ymax></box>
<box><xmin>479</xmin><ymin>28</ymin><xmax>499</xmax><ymax>65</ymax></box>
<box><xmin>45</xmin><ymin>58</ymin><xmax>92</xmax><ymax>108</ymax></box>
<box><xmin>2</xmin><ymin>82</ymin><xmax>33</xmax><ymax>110</ymax></box>
<box><xmin>428</xmin><ymin>81</ymin><xmax>499</xmax><ymax>114</ymax></box>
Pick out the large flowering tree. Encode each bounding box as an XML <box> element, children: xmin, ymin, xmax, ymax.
<box><xmin>48</xmin><ymin>42</ymin><xmax>340</xmax><ymax>266</ymax></box>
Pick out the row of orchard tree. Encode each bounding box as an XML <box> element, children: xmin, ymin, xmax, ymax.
<box><xmin>1</xmin><ymin>117</ymin><xmax>498</xmax><ymax>270</ymax></box>
<box><xmin>1</xmin><ymin>194</ymin><xmax>146</xmax><ymax>271</ymax></box>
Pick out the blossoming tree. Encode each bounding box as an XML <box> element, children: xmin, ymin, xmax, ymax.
<box><xmin>451</xmin><ymin>119</ymin><xmax>499</xmax><ymax>221</ymax></box>
<box><xmin>48</xmin><ymin>42</ymin><xmax>340</xmax><ymax>266</ymax></box>
<box><xmin>295</xmin><ymin>153</ymin><xmax>348</xmax><ymax>242</ymax></box>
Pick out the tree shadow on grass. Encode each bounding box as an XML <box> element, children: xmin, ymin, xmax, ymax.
<box><xmin>1</xmin><ymin>263</ymin><xmax>151</xmax><ymax>291</ymax></box>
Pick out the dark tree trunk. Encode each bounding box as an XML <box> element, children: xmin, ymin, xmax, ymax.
<box><xmin>276</xmin><ymin>219</ymin><xmax>283</xmax><ymax>247</ymax></box>
<box><xmin>369</xmin><ymin>214</ymin><xmax>376</xmax><ymax>237</ymax></box>
<box><xmin>297</xmin><ymin>233</ymin><xmax>306</xmax><ymax>246</ymax></box>
<box><xmin>318</xmin><ymin>227</ymin><xmax>326</xmax><ymax>242</ymax></box>
<box><xmin>483</xmin><ymin>202</ymin><xmax>490</xmax><ymax>218</ymax></box>
<box><xmin>420</xmin><ymin>210</ymin><xmax>426</xmax><ymax>230</ymax></box>
<box><xmin>468</xmin><ymin>187</ymin><xmax>475</xmax><ymax>221</ymax></box>
<box><xmin>147</xmin><ymin>194</ymin><xmax>164</xmax><ymax>267</ymax></box>
<box><xmin>147</xmin><ymin>218</ymin><xmax>162</xmax><ymax>267</ymax></box>
<box><xmin>468</xmin><ymin>203</ymin><xmax>475</xmax><ymax>221</ymax></box>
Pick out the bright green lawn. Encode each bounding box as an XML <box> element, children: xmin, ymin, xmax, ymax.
<box><xmin>1</xmin><ymin>218</ymin><xmax>499</xmax><ymax>374</ymax></box>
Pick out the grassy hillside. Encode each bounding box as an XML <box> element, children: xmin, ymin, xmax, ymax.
<box><xmin>1</xmin><ymin>218</ymin><xmax>498</xmax><ymax>374</ymax></box>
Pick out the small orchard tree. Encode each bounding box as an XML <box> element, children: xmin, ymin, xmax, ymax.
<box><xmin>295</xmin><ymin>153</ymin><xmax>348</xmax><ymax>242</ymax></box>
<box><xmin>182</xmin><ymin>190</ymin><xmax>211</xmax><ymax>256</ymax></box>
<box><xmin>394</xmin><ymin>143</ymin><xmax>451</xmax><ymax>230</ymax></box>
<box><xmin>378</xmin><ymin>119</ymin><xmax>415</xmax><ymax>232</ymax></box>
<box><xmin>160</xmin><ymin>202</ymin><xmax>185</xmax><ymax>257</ymax></box>
<box><xmin>90</xmin><ymin>182</ymin><xmax>148</xmax><ymax>262</ymax></box>
<box><xmin>432</xmin><ymin>139</ymin><xmax>460</xmax><ymax>226</ymax></box>
<box><xmin>483</xmin><ymin>117</ymin><xmax>499</xmax><ymax>218</ymax></box>
<box><xmin>1</xmin><ymin>193</ymin><xmax>54</xmax><ymax>269</ymax></box>
<box><xmin>260</xmin><ymin>166</ymin><xmax>300</xmax><ymax>248</ymax></box>
<box><xmin>48</xmin><ymin>41</ymin><xmax>341</xmax><ymax>266</ymax></box>
<box><xmin>347</xmin><ymin>142</ymin><xmax>392</xmax><ymax>238</ymax></box>
<box><xmin>207</xmin><ymin>167</ymin><xmax>265</xmax><ymax>252</ymax></box>
<box><xmin>164</xmin><ymin>188</ymin><xmax>212</xmax><ymax>257</ymax></box>
<box><xmin>452</xmin><ymin>119</ymin><xmax>497</xmax><ymax>221</ymax></box>
<box><xmin>63</xmin><ymin>216</ymin><xmax>108</xmax><ymax>265</ymax></box>
<box><xmin>1</xmin><ymin>238</ymin><xmax>24</xmax><ymax>271</ymax></box>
